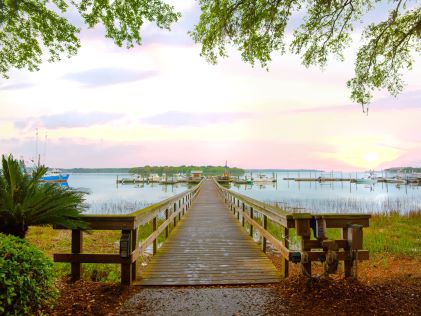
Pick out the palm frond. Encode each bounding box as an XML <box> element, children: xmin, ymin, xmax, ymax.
<box><xmin>0</xmin><ymin>154</ymin><xmax>88</xmax><ymax>237</ymax></box>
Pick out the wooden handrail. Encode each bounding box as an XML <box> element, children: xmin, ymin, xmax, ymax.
<box><xmin>214</xmin><ymin>179</ymin><xmax>294</xmax><ymax>228</ymax></box>
<box><xmin>55</xmin><ymin>177</ymin><xmax>371</xmax><ymax>284</ymax></box>
<box><xmin>54</xmin><ymin>180</ymin><xmax>203</xmax><ymax>285</ymax></box>
<box><xmin>214</xmin><ymin>178</ymin><xmax>371</xmax><ymax>227</ymax></box>
<box><xmin>214</xmin><ymin>177</ymin><xmax>371</xmax><ymax>279</ymax></box>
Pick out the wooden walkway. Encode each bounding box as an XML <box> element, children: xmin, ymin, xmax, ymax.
<box><xmin>138</xmin><ymin>180</ymin><xmax>281</xmax><ymax>285</ymax></box>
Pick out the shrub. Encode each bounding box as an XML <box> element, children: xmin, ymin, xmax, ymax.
<box><xmin>0</xmin><ymin>154</ymin><xmax>87</xmax><ymax>238</ymax></box>
<box><xmin>0</xmin><ymin>233</ymin><xmax>58</xmax><ymax>315</ymax></box>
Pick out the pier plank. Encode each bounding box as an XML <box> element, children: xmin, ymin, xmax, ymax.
<box><xmin>138</xmin><ymin>180</ymin><xmax>281</xmax><ymax>285</ymax></box>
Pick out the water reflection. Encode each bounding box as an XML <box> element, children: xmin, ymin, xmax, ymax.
<box><xmin>228</xmin><ymin>171</ymin><xmax>421</xmax><ymax>214</ymax></box>
<box><xmin>65</xmin><ymin>172</ymin><xmax>421</xmax><ymax>215</ymax></box>
<box><xmin>67</xmin><ymin>173</ymin><xmax>192</xmax><ymax>215</ymax></box>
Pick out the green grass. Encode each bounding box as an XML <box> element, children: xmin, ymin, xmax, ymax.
<box><xmin>25</xmin><ymin>211</ymin><xmax>421</xmax><ymax>283</ymax></box>
<box><xmin>26</xmin><ymin>216</ymin><xmax>181</xmax><ymax>282</ymax></box>
<box><xmin>26</xmin><ymin>227</ymin><xmax>123</xmax><ymax>281</ymax></box>
<box><xmin>364</xmin><ymin>211</ymin><xmax>421</xmax><ymax>257</ymax></box>
<box><xmin>266</xmin><ymin>211</ymin><xmax>421</xmax><ymax>258</ymax></box>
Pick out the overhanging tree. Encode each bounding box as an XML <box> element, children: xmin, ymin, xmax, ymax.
<box><xmin>191</xmin><ymin>0</ymin><xmax>421</xmax><ymax>109</ymax></box>
<box><xmin>0</xmin><ymin>0</ymin><xmax>180</xmax><ymax>77</ymax></box>
<box><xmin>0</xmin><ymin>0</ymin><xmax>420</xmax><ymax>108</ymax></box>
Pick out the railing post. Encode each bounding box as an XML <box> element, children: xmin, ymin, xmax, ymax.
<box><xmin>342</xmin><ymin>227</ymin><xmax>352</xmax><ymax>277</ymax></box>
<box><xmin>250</xmin><ymin>207</ymin><xmax>254</xmax><ymax>238</ymax></box>
<box><xmin>233</xmin><ymin>197</ymin><xmax>236</xmax><ymax>214</ymax></box>
<box><xmin>242</xmin><ymin>203</ymin><xmax>245</xmax><ymax>226</ymax></box>
<box><xmin>296</xmin><ymin>218</ymin><xmax>311</xmax><ymax>277</ymax></box>
<box><xmin>165</xmin><ymin>209</ymin><xmax>169</xmax><ymax>238</ymax></box>
<box><xmin>262</xmin><ymin>215</ymin><xmax>267</xmax><ymax>252</ymax></box>
<box><xmin>121</xmin><ymin>229</ymin><xmax>132</xmax><ymax>285</ymax></box>
<box><xmin>174</xmin><ymin>203</ymin><xmax>177</xmax><ymax>227</ymax></box>
<box><xmin>153</xmin><ymin>217</ymin><xmax>157</xmax><ymax>255</ymax></box>
<box><xmin>182</xmin><ymin>197</ymin><xmax>185</xmax><ymax>215</ymax></box>
<box><xmin>131</xmin><ymin>228</ymin><xmax>138</xmax><ymax>281</ymax></box>
<box><xmin>282</xmin><ymin>227</ymin><xmax>289</xmax><ymax>277</ymax></box>
<box><xmin>71</xmin><ymin>229</ymin><xmax>83</xmax><ymax>281</ymax></box>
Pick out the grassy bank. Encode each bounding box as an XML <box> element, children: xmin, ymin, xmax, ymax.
<box><xmin>266</xmin><ymin>210</ymin><xmax>421</xmax><ymax>258</ymax></box>
<box><xmin>363</xmin><ymin>210</ymin><xmax>421</xmax><ymax>256</ymax></box>
<box><xmin>26</xmin><ymin>211</ymin><xmax>421</xmax><ymax>283</ymax></box>
<box><xmin>26</xmin><ymin>219</ymin><xmax>172</xmax><ymax>282</ymax></box>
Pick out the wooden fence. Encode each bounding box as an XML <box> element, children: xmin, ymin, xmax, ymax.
<box><xmin>54</xmin><ymin>182</ymin><xmax>201</xmax><ymax>285</ymax></box>
<box><xmin>215</xmin><ymin>179</ymin><xmax>370</xmax><ymax>278</ymax></box>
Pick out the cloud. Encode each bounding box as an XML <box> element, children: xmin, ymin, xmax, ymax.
<box><xmin>277</xmin><ymin>89</ymin><xmax>421</xmax><ymax>115</ymax></box>
<box><xmin>62</xmin><ymin>68</ymin><xmax>158</xmax><ymax>87</ymax></box>
<box><xmin>0</xmin><ymin>137</ymin><xmax>342</xmax><ymax>169</ymax></box>
<box><xmin>370</xmin><ymin>90</ymin><xmax>421</xmax><ymax>111</ymax></box>
<box><xmin>141</xmin><ymin>111</ymin><xmax>253</xmax><ymax>127</ymax></box>
<box><xmin>0</xmin><ymin>82</ymin><xmax>35</xmax><ymax>90</ymax></box>
<box><xmin>15</xmin><ymin>112</ymin><xmax>124</xmax><ymax>130</ymax></box>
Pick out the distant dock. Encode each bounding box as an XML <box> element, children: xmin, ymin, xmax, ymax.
<box><xmin>116</xmin><ymin>176</ymin><xmax>200</xmax><ymax>185</ymax></box>
<box><xmin>116</xmin><ymin>177</ymin><xmax>148</xmax><ymax>184</ymax></box>
<box><xmin>283</xmin><ymin>177</ymin><xmax>352</xmax><ymax>182</ymax></box>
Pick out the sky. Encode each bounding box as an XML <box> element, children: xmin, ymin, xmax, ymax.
<box><xmin>0</xmin><ymin>1</ymin><xmax>420</xmax><ymax>171</ymax></box>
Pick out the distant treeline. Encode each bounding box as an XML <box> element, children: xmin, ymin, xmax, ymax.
<box><xmin>129</xmin><ymin>165</ymin><xmax>245</xmax><ymax>176</ymax></box>
<box><xmin>385</xmin><ymin>167</ymin><xmax>421</xmax><ymax>173</ymax></box>
<box><xmin>247</xmin><ymin>169</ymin><xmax>322</xmax><ymax>172</ymax></box>
<box><xmin>62</xmin><ymin>168</ymin><xmax>131</xmax><ymax>173</ymax></box>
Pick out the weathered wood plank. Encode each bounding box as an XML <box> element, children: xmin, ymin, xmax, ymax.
<box><xmin>54</xmin><ymin>253</ymin><xmax>129</xmax><ymax>264</ymax></box>
<box><xmin>138</xmin><ymin>180</ymin><xmax>281</xmax><ymax>285</ymax></box>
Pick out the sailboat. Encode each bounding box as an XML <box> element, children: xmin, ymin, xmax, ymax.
<box><xmin>32</xmin><ymin>129</ymin><xmax>70</xmax><ymax>183</ymax></box>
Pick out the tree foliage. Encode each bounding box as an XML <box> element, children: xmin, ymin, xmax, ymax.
<box><xmin>1</xmin><ymin>0</ymin><xmax>419</xmax><ymax>107</ymax></box>
<box><xmin>0</xmin><ymin>154</ymin><xmax>87</xmax><ymax>238</ymax></box>
<box><xmin>0</xmin><ymin>0</ymin><xmax>180</xmax><ymax>78</ymax></box>
<box><xmin>191</xmin><ymin>0</ymin><xmax>421</xmax><ymax>107</ymax></box>
<box><xmin>129</xmin><ymin>165</ymin><xmax>245</xmax><ymax>176</ymax></box>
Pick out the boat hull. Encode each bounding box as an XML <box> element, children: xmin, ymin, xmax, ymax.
<box><xmin>40</xmin><ymin>174</ymin><xmax>70</xmax><ymax>183</ymax></box>
<box><xmin>352</xmin><ymin>179</ymin><xmax>376</xmax><ymax>184</ymax></box>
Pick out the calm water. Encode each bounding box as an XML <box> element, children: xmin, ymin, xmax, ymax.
<box><xmin>229</xmin><ymin>171</ymin><xmax>421</xmax><ymax>214</ymax></box>
<box><xmin>66</xmin><ymin>172</ymin><xmax>421</xmax><ymax>215</ymax></box>
<box><xmin>67</xmin><ymin>173</ymin><xmax>193</xmax><ymax>214</ymax></box>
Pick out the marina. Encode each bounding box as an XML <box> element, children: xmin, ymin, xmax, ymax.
<box><xmin>60</xmin><ymin>170</ymin><xmax>421</xmax><ymax>215</ymax></box>
<box><xmin>55</xmin><ymin>179</ymin><xmax>370</xmax><ymax>285</ymax></box>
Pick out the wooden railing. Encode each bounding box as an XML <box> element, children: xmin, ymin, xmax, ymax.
<box><xmin>214</xmin><ymin>179</ymin><xmax>371</xmax><ymax>278</ymax></box>
<box><xmin>54</xmin><ymin>182</ymin><xmax>202</xmax><ymax>285</ymax></box>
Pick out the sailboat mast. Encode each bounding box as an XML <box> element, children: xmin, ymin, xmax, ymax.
<box><xmin>35</xmin><ymin>128</ymin><xmax>40</xmax><ymax>167</ymax></box>
<box><xmin>43</xmin><ymin>132</ymin><xmax>48</xmax><ymax>167</ymax></box>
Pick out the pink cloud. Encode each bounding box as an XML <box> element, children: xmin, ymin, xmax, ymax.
<box><xmin>0</xmin><ymin>137</ymin><xmax>357</xmax><ymax>170</ymax></box>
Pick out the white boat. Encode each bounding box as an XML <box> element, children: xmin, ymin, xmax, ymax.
<box><xmin>40</xmin><ymin>168</ymin><xmax>70</xmax><ymax>183</ymax></box>
<box><xmin>148</xmin><ymin>173</ymin><xmax>161</xmax><ymax>182</ymax></box>
<box><xmin>173</xmin><ymin>173</ymin><xmax>188</xmax><ymax>182</ymax></box>
<box><xmin>252</xmin><ymin>174</ymin><xmax>276</xmax><ymax>183</ymax></box>
<box><xmin>354</xmin><ymin>178</ymin><xmax>377</xmax><ymax>184</ymax></box>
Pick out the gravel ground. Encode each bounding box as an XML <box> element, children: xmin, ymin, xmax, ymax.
<box><xmin>118</xmin><ymin>286</ymin><xmax>287</xmax><ymax>316</ymax></box>
<box><xmin>47</xmin><ymin>256</ymin><xmax>421</xmax><ymax>315</ymax></box>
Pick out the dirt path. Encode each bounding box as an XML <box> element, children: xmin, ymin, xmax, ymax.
<box><xmin>118</xmin><ymin>286</ymin><xmax>287</xmax><ymax>316</ymax></box>
<box><xmin>48</xmin><ymin>257</ymin><xmax>421</xmax><ymax>315</ymax></box>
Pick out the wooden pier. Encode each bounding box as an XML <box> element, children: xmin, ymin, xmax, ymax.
<box><xmin>138</xmin><ymin>180</ymin><xmax>281</xmax><ymax>285</ymax></box>
<box><xmin>55</xmin><ymin>179</ymin><xmax>371</xmax><ymax>286</ymax></box>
